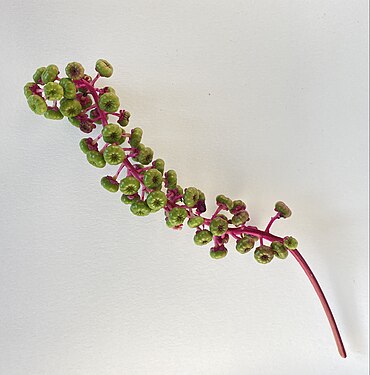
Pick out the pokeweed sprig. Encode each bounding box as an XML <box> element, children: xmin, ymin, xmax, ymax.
<box><xmin>24</xmin><ymin>59</ymin><xmax>347</xmax><ymax>358</ymax></box>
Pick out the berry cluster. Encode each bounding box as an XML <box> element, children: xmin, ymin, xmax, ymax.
<box><xmin>24</xmin><ymin>60</ymin><xmax>346</xmax><ymax>357</ymax></box>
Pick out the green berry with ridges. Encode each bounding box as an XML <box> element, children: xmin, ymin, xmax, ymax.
<box><xmin>231</xmin><ymin>210</ymin><xmax>249</xmax><ymax>226</ymax></box>
<box><xmin>118</xmin><ymin>111</ymin><xmax>130</xmax><ymax>126</ymax></box>
<box><xmin>99</xmin><ymin>92</ymin><xmax>120</xmax><ymax>113</ymax></box>
<box><xmin>193</xmin><ymin>230</ymin><xmax>213</xmax><ymax>246</ymax></box>
<box><xmin>165</xmin><ymin>170</ymin><xmax>177</xmax><ymax>189</ymax></box>
<box><xmin>254</xmin><ymin>245</ymin><xmax>274</xmax><ymax>264</ymax></box>
<box><xmin>44</xmin><ymin>108</ymin><xmax>63</xmax><ymax>120</ymax></box>
<box><xmin>86</xmin><ymin>151</ymin><xmax>106</xmax><ymax>168</ymax></box>
<box><xmin>210</xmin><ymin>246</ymin><xmax>228</xmax><ymax>259</ymax></box>
<box><xmin>136</xmin><ymin>147</ymin><xmax>153</xmax><ymax>165</ymax></box>
<box><xmin>187</xmin><ymin>216</ymin><xmax>205</xmax><ymax>228</ymax></box>
<box><xmin>283</xmin><ymin>236</ymin><xmax>298</xmax><ymax>250</ymax></box>
<box><xmin>68</xmin><ymin>116</ymin><xmax>80</xmax><ymax>127</ymax></box>
<box><xmin>41</xmin><ymin>64</ymin><xmax>59</xmax><ymax>83</ymax></box>
<box><xmin>59</xmin><ymin>99</ymin><xmax>82</xmax><ymax>117</ymax></box>
<box><xmin>271</xmin><ymin>241</ymin><xmax>289</xmax><ymax>259</ymax></box>
<box><xmin>146</xmin><ymin>191</ymin><xmax>167</xmax><ymax>211</ymax></box>
<box><xmin>33</xmin><ymin>67</ymin><xmax>45</xmax><ymax>83</ymax></box>
<box><xmin>275</xmin><ymin>201</ymin><xmax>292</xmax><ymax>218</ymax></box>
<box><xmin>121</xmin><ymin>194</ymin><xmax>140</xmax><ymax>205</ymax></box>
<box><xmin>103</xmin><ymin>145</ymin><xmax>125</xmax><ymax>165</ymax></box>
<box><xmin>168</xmin><ymin>207</ymin><xmax>188</xmax><ymax>226</ymax></box>
<box><xmin>59</xmin><ymin>78</ymin><xmax>76</xmax><ymax>99</ymax></box>
<box><xmin>79</xmin><ymin>138</ymin><xmax>92</xmax><ymax>154</ymax></box>
<box><xmin>210</xmin><ymin>216</ymin><xmax>228</xmax><ymax>236</ymax></box>
<box><xmin>236</xmin><ymin>235</ymin><xmax>255</xmax><ymax>254</ymax></box>
<box><xmin>120</xmin><ymin>176</ymin><xmax>140</xmax><ymax>195</ymax></box>
<box><xmin>143</xmin><ymin>169</ymin><xmax>163</xmax><ymax>189</ymax></box>
<box><xmin>183</xmin><ymin>187</ymin><xmax>199</xmax><ymax>208</ymax></box>
<box><xmin>102</xmin><ymin>123</ymin><xmax>123</xmax><ymax>144</ymax></box>
<box><xmin>27</xmin><ymin>95</ymin><xmax>47</xmax><ymax>115</ymax></box>
<box><xmin>24</xmin><ymin>82</ymin><xmax>35</xmax><ymax>98</ymax></box>
<box><xmin>43</xmin><ymin>82</ymin><xmax>64</xmax><ymax>101</ymax></box>
<box><xmin>216</xmin><ymin>194</ymin><xmax>233</xmax><ymax>210</ymax></box>
<box><xmin>152</xmin><ymin>159</ymin><xmax>165</xmax><ymax>174</ymax></box>
<box><xmin>95</xmin><ymin>59</ymin><xmax>113</xmax><ymax>77</ymax></box>
<box><xmin>65</xmin><ymin>62</ymin><xmax>85</xmax><ymax>80</ymax></box>
<box><xmin>130</xmin><ymin>200</ymin><xmax>151</xmax><ymax>216</ymax></box>
<box><xmin>129</xmin><ymin>127</ymin><xmax>143</xmax><ymax>147</ymax></box>
<box><xmin>231</xmin><ymin>199</ymin><xmax>247</xmax><ymax>214</ymax></box>
<box><xmin>101</xmin><ymin>176</ymin><xmax>119</xmax><ymax>193</ymax></box>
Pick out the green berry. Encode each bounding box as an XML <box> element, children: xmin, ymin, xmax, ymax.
<box><xmin>209</xmin><ymin>216</ymin><xmax>228</xmax><ymax>236</ymax></box>
<box><xmin>176</xmin><ymin>185</ymin><xmax>184</xmax><ymax>196</ymax></box>
<box><xmin>165</xmin><ymin>170</ymin><xmax>177</xmax><ymax>189</ymax></box>
<box><xmin>59</xmin><ymin>78</ymin><xmax>76</xmax><ymax>99</ymax></box>
<box><xmin>236</xmin><ymin>235</ymin><xmax>255</xmax><ymax>254</ymax></box>
<box><xmin>231</xmin><ymin>200</ymin><xmax>246</xmax><ymax>214</ymax></box>
<box><xmin>165</xmin><ymin>217</ymin><xmax>177</xmax><ymax>228</ymax></box>
<box><xmin>33</xmin><ymin>67</ymin><xmax>45</xmax><ymax>83</ymax></box>
<box><xmin>271</xmin><ymin>241</ymin><xmax>289</xmax><ymax>259</ymax></box>
<box><xmin>65</xmin><ymin>62</ymin><xmax>85</xmax><ymax>80</ymax></box>
<box><xmin>168</xmin><ymin>207</ymin><xmax>188</xmax><ymax>226</ymax></box>
<box><xmin>103</xmin><ymin>145</ymin><xmax>125</xmax><ymax>165</ymax></box>
<box><xmin>120</xmin><ymin>176</ymin><xmax>140</xmax><ymax>195</ymax></box>
<box><xmin>95</xmin><ymin>59</ymin><xmax>113</xmax><ymax>77</ymax></box>
<box><xmin>59</xmin><ymin>98</ymin><xmax>82</xmax><ymax>117</ymax></box>
<box><xmin>117</xmin><ymin>111</ymin><xmax>130</xmax><ymax>126</ymax></box>
<box><xmin>121</xmin><ymin>194</ymin><xmax>140</xmax><ymax>205</ymax></box>
<box><xmin>24</xmin><ymin>82</ymin><xmax>35</xmax><ymax>98</ymax></box>
<box><xmin>99</xmin><ymin>92</ymin><xmax>120</xmax><ymax>113</ymax></box>
<box><xmin>187</xmin><ymin>216</ymin><xmax>205</xmax><ymax>228</ymax></box>
<box><xmin>79</xmin><ymin>138</ymin><xmax>92</xmax><ymax>154</ymax></box>
<box><xmin>68</xmin><ymin>116</ymin><xmax>81</xmax><ymax>127</ymax></box>
<box><xmin>102</xmin><ymin>123</ymin><xmax>123</xmax><ymax>144</ymax></box>
<box><xmin>254</xmin><ymin>245</ymin><xmax>274</xmax><ymax>264</ymax></box>
<box><xmin>43</xmin><ymin>82</ymin><xmax>64</xmax><ymax>101</ymax></box>
<box><xmin>275</xmin><ymin>201</ymin><xmax>292</xmax><ymax>218</ymax></box>
<box><xmin>101</xmin><ymin>176</ymin><xmax>119</xmax><ymax>192</ymax></box>
<box><xmin>129</xmin><ymin>127</ymin><xmax>143</xmax><ymax>147</ymax></box>
<box><xmin>193</xmin><ymin>230</ymin><xmax>213</xmax><ymax>246</ymax></box>
<box><xmin>146</xmin><ymin>191</ymin><xmax>167</xmax><ymax>211</ymax></box>
<box><xmin>210</xmin><ymin>246</ymin><xmax>228</xmax><ymax>259</ymax></box>
<box><xmin>86</xmin><ymin>150</ymin><xmax>106</xmax><ymax>168</ymax></box>
<box><xmin>44</xmin><ymin>108</ymin><xmax>63</xmax><ymax>120</ymax></box>
<box><xmin>231</xmin><ymin>210</ymin><xmax>249</xmax><ymax>226</ymax></box>
<box><xmin>283</xmin><ymin>236</ymin><xmax>298</xmax><ymax>250</ymax></box>
<box><xmin>143</xmin><ymin>169</ymin><xmax>163</xmax><ymax>189</ymax></box>
<box><xmin>136</xmin><ymin>147</ymin><xmax>154</xmax><ymax>165</ymax></box>
<box><xmin>130</xmin><ymin>200</ymin><xmax>151</xmax><ymax>216</ymax></box>
<box><xmin>41</xmin><ymin>64</ymin><xmax>59</xmax><ymax>83</ymax></box>
<box><xmin>183</xmin><ymin>187</ymin><xmax>199</xmax><ymax>208</ymax></box>
<box><xmin>216</xmin><ymin>194</ymin><xmax>233</xmax><ymax>210</ymax></box>
<box><xmin>152</xmin><ymin>159</ymin><xmax>165</xmax><ymax>174</ymax></box>
<box><xmin>27</xmin><ymin>95</ymin><xmax>47</xmax><ymax>115</ymax></box>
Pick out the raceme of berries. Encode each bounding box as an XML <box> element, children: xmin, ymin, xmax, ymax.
<box><xmin>24</xmin><ymin>59</ymin><xmax>346</xmax><ymax>359</ymax></box>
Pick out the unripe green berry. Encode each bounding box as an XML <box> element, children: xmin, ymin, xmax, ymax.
<box><xmin>231</xmin><ymin>200</ymin><xmax>247</xmax><ymax>214</ymax></box>
<box><xmin>168</xmin><ymin>207</ymin><xmax>188</xmax><ymax>226</ymax></box>
<box><xmin>79</xmin><ymin>138</ymin><xmax>92</xmax><ymax>154</ymax></box>
<box><xmin>183</xmin><ymin>187</ymin><xmax>200</xmax><ymax>208</ymax></box>
<box><xmin>120</xmin><ymin>176</ymin><xmax>140</xmax><ymax>195</ymax></box>
<box><xmin>176</xmin><ymin>185</ymin><xmax>184</xmax><ymax>196</ymax></box>
<box><xmin>65</xmin><ymin>62</ymin><xmax>85</xmax><ymax>80</ymax></box>
<box><xmin>275</xmin><ymin>201</ymin><xmax>292</xmax><ymax>218</ymax></box>
<box><xmin>146</xmin><ymin>191</ymin><xmax>167</xmax><ymax>211</ymax></box>
<box><xmin>209</xmin><ymin>216</ymin><xmax>228</xmax><ymax>236</ymax></box>
<box><xmin>117</xmin><ymin>111</ymin><xmax>130</xmax><ymax>126</ymax></box>
<box><xmin>152</xmin><ymin>159</ymin><xmax>165</xmax><ymax>174</ymax></box>
<box><xmin>254</xmin><ymin>245</ymin><xmax>274</xmax><ymax>264</ymax></box>
<box><xmin>193</xmin><ymin>230</ymin><xmax>213</xmax><ymax>246</ymax></box>
<box><xmin>102</xmin><ymin>123</ymin><xmax>123</xmax><ymax>144</ymax></box>
<box><xmin>41</xmin><ymin>64</ymin><xmax>59</xmax><ymax>83</ymax></box>
<box><xmin>271</xmin><ymin>241</ymin><xmax>289</xmax><ymax>259</ymax></box>
<box><xmin>216</xmin><ymin>194</ymin><xmax>233</xmax><ymax>210</ymax></box>
<box><xmin>136</xmin><ymin>147</ymin><xmax>154</xmax><ymax>165</ymax></box>
<box><xmin>210</xmin><ymin>245</ymin><xmax>228</xmax><ymax>259</ymax></box>
<box><xmin>68</xmin><ymin>116</ymin><xmax>80</xmax><ymax>127</ymax></box>
<box><xmin>130</xmin><ymin>200</ymin><xmax>151</xmax><ymax>216</ymax></box>
<box><xmin>59</xmin><ymin>78</ymin><xmax>76</xmax><ymax>99</ymax></box>
<box><xmin>187</xmin><ymin>216</ymin><xmax>205</xmax><ymax>228</ymax></box>
<box><xmin>27</xmin><ymin>95</ymin><xmax>47</xmax><ymax>115</ymax></box>
<box><xmin>86</xmin><ymin>151</ymin><xmax>106</xmax><ymax>168</ymax></box>
<box><xmin>95</xmin><ymin>59</ymin><xmax>113</xmax><ymax>77</ymax></box>
<box><xmin>44</xmin><ymin>108</ymin><xmax>63</xmax><ymax>120</ymax></box>
<box><xmin>236</xmin><ymin>235</ymin><xmax>255</xmax><ymax>254</ymax></box>
<box><xmin>165</xmin><ymin>170</ymin><xmax>177</xmax><ymax>189</ymax></box>
<box><xmin>43</xmin><ymin>82</ymin><xmax>64</xmax><ymax>101</ymax></box>
<box><xmin>231</xmin><ymin>210</ymin><xmax>249</xmax><ymax>226</ymax></box>
<box><xmin>33</xmin><ymin>67</ymin><xmax>45</xmax><ymax>83</ymax></box>
<box><xmin>99</xmin><ymin>92</ymin><xmax>120</xmax><ymax>113</ymax></box>
<box><xmin>283</xmin><ymin>236</ymin><xmax>298</xmax><ymax>250</ymax></box>
<box><xmin>121</xmin><ymin>194</ymin><xmax>140</xmax><ymax>205</ymax></box>
<box><xmin>24</xmin><ymin>82</ymin><xmax>35</xmax><ymax>98</ymax></box>
<box><xmin>143</xmin><ymin>169</ymin><xmax>163</xmax><ymax>189</ymax></box>
<box><xmin>103</xmin><ymin>145</ymin><xmax>125</xmax><ymax>165</ymax></box>
<box><xmin>101</xmin><ymin>176</ymin><xmax>119</xmax><ymax>193</ymax></box>
<box><xmin>59</xmin><ymin>98</ymin><xmax>82</xmax><ymax>117</ymax></box>
<box><xmin>129</xmin><ymin>127</ymin><xmax>143</xmax><ymax>147</ymax></box>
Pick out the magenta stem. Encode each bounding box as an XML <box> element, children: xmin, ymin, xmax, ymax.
<box><xmin>265</xmin><ymin>212</ymin><xmax>280</xmax><ymax>233</ymax></box>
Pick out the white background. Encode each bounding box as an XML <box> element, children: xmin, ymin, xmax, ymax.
<box><xmin>0</xmin><ymin>1</ymin><xmax>368</xmax><ymax>374</ymax></box>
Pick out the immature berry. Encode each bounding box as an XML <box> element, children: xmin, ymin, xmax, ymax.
<box><xmin>120</xmin><ymin>176</ymin><xmax>140</xmax><ymax>195</ymax></box>
<box><xmin>236</xmin><ymin>235</ymin><xmax>255</xmax><ymax>254</ymax></box>
<box><xmin>59</xmin><ymin>78</ymin><xmax>76</xmax><ymax>99</ymax></box>
<box><xmin>136</xmin><ymin>146</ymin><xmax>153</xmax><ymax>165</ymax></box>
<box><xmin>41</xmin><ymin>64</ymin><xmax>59</xmax><ymax>83</ymax></box>
<box><xmin>68</xmin><ymin>116</ymin><xmax>81</xmax><ymax>127</ymax></box>
<box><xmin>165</xmin><ymin>170</ymin><xmax>177</xmax><ymax>189</ymax></box>
<box><xmin>209</xmin><ymin>216</ymin><xmax>228</xmax><ymax>236</ymax></box>
<box><xmin>24</xmin><ymin>82</ymin><xmax>35</xmax><ymax>98</ymax></box>
<box><xmin>103</xmin><ymin>145</ymin><xmax>125</xmax><ymax>165</ymax></box>
<box><xmin>121</xmin><ymin>193</ymin><xmax>140</xmax><ymax>205</ymax></box>
<box><xmin>44</xmin><ymin>108</ymin><xmax>63</xmax><ymax>120</ymax></box>
<box><xmin>27</xmin><ymin>95</ymin><xmax>47</xmax><ymax>115</ymax></box>
<box><xmin>43</xmin><ymin>82</ymin><xmax>64</xmax><ymax>101</ymax></box>
<box><xmin>175</xmin><ymin>185</ymin><xmax>184</xmax><ymax>196</ymax></box>
<box><xmin>99</xmin><ymin>92</ymin><xmax>120</xmax><ymax>113</ymax></box>
<box><xmin>33</xmin><ymin>67</ymin><xmax>45</xmax><ymax>83</ymax></box>
<box><xmin>129</xmin><ymin>128</ymin><xmax>143</xmax><ymax>147</ymax></box>
<box><xmin>210</xmin><ymin>245</ymin><xmax>228</xmax><ymax>259</ymax></box>
<box><xmin>143</xmin><ymin>169</ymin><xmax>163</xmax><ymax>189</ymax></box>
<box><xmin>86</xmin><ymin>150</ymin><xmax>106</xmax><ymax>168</ymax></box>
<box><xmin>231</xmin><ymin>210</ymin><xmax>249</xmax><ymax>226</ymax></box>
<box><xmin>152</xmin><ymin>159</ymin><xmax>165</xmax><ymax>174</ymax></box>
<box><xmin>59</xmin><ymin>99</ymin><xmax>82</xmax><ymax>117</ymax></box>
<box><xmin>168</xmin><ymin>207</ymin><xmax>188</xmax><ymax>226</ymax></box>
<box><xmin>146</xmin><ymin>191</ymin><xmax>167</xmax><ymax>211</ymax></box>
<box><xmin>231</xmin><ymin>200</ymin><xmax>247</xmax><ymax>214</ymax></box>
<box><xmin>275</xmin><ymin>201</ymin><xmax>292</xmax><ymax>218</ymax></box>
<box><xmin>216</xmin><ymin>194</ymin><xmax>233</xmax><ymax>210</ymax></box>
<box><xmin>271</xmin><ymin>241</ymin><xmax>289</xmax><ymax>259</ymax></box>
<box><xmin>183</xmin><ymin>187</ymin><xmax>200</xmax><ymax>208</ymax></box>
<box><xmin>65</xmin><ymin>62</ymin><xmax>85</xmax><ymax>80</ymax></box>
<box><xmin>130</xmin><ymin>200</ymin><xmax>151</xmax><ymax>216</ymax></box>
<box><xmin>79</xmin><ymin>138</ymin><xmax>97</xmax><ymax>154</ymax></box>
<box><xmin>117</xmin><ymin>110</ymin><xmax>130</xmax><ymax>126</ymax></box>
<box><xmin>101</xmin><ymin>176</ymin><xmax>119</xmax><ymax>193</ymax></box>
<box><xmin>283</xmin><ymin>236</ymin><xmax>298</xmax><ymax>250</ymax></box>
<box><xmin>254</xmin><ymin>245</ymin><xmax>274</xmax><ymax>264</ymax></box>
<box><xmin>193</xmin><ymin>230</ymin><xmax>213</xmax><ymax>246</ymax></box>
<box><xmin>95</xmin><ymin>59</ymin><xmax>113</xmax><ymax>77</ymax></box>
<box><xmin>187</xmin><ymin>216</ymin><xmax>205</xmax><ymax>228</ymax></box>
<box><xmin>102</xmin><ymin>123</ymin><xmax>123</xmax><ymax>144</ymax></box>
